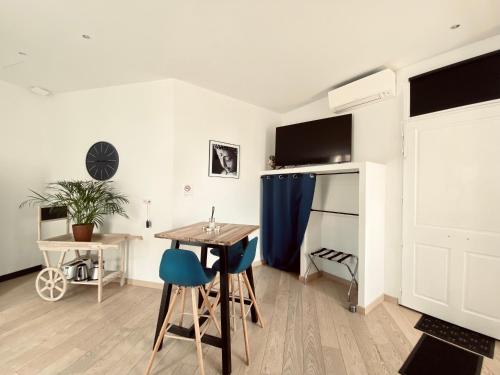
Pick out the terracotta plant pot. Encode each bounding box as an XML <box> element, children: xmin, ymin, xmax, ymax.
<box><xmin>72</xmin><ymin>224</ymin><xmax>94</xmax><ymax>242</ymax></box>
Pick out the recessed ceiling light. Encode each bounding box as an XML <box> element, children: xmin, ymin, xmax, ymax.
<box><xmin>82</xmin><ymin>34</ymin><xmax>91</xmax><ymax>39</ymax></box>
<box><xmin>450</xmin><ymin>24</ymin><xmax>461</xmax><ymax>30</ymax></box>
<box><xmin>30</xmin><ymin>86</ymin><xmax>52</xmax><ymax>96</ymax></box>
<box><xmin>18</xmin><ymin>51</ymin><xmax>27</xmax><ymax>56</ymax></box>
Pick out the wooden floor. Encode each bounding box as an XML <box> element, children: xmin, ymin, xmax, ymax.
<box><xmin>1</xmin><ymin>265</ymin><xmax>499</xmax><ymax>375</ymax></box>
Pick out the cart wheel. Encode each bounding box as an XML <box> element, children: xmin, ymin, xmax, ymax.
<box><xmin>36</xmin><ymin>267</ymin><xmax>67</xmax><ymax>302</ymax></box>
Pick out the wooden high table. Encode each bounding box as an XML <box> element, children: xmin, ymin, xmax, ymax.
<box><xmin>154</xmin><ymin>222</ymin><xmax>260</xmax><ymax>375</ymax></box>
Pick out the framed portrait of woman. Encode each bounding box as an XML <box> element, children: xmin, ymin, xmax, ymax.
<box><xmin>209</xmin><ymin>140</ymin><xmax>240</xmax><ymax>178</ymax></box>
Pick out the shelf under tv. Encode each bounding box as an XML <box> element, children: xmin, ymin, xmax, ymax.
<box><xmin>259</xmin><ymin>161</ymin><xmax>370</xmax><ymax>176</ymax></box>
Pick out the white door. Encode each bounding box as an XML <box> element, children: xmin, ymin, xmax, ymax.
<box><xmin>402</xmin><ymin>103</ymin><xmax>500</xmax><ymax>339</ymax></box>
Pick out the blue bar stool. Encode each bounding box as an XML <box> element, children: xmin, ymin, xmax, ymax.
<box><xmin>212</xmin><ymin>237</ymin><xmax>265</xmax><ymax>365</ymax></box>
<box><xmin>145</xmin><ymin>249</ymin><xmax>220</xmax><ymax>375</ymax></box>
<box><xmin>209</xmin><ymin>240</ymin><xmax>244</xmax><ymax>257</ymax></box>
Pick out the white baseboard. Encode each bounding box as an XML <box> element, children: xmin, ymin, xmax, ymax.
<box><xmin>299</xmin><ymin>270</ymin><xmax>399</xmax><ymax>314</ymax></box>
<box><xmin>126</xmin><ymin>278</ymin><xmax>163</xmax><ymax>289</ymax></box>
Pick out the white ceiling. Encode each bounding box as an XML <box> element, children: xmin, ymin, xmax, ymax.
<box><xmin>1</xmin><ymin>1</ymin><xmax>499</xmax><ymax>112</ymax></box>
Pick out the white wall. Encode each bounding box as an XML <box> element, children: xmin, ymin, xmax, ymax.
<box><xmin>4</xmin><ymin>34</ymin><xmax>497</xmax><ymax>291</ymax></box>
<box><xmin>42</xmin><ymin>80</ymin><xmax>176</xmax><ymax>282</ymax></box>
<box><xmin>0</xmin><ymin>81</ymin><xmax>50</xmax><ymax>275</ymax></box>
<box><xmin>282</xmin><ymin>97</ymin><xmax>402</xmax><ymax>297</ymax></box>
<box><xmin>170</xmin><ymin>79</ymin><xmax>280</xmax><ymax>268</ymax></box>
<box><xmin>283</xmin><ymin>33</ymin><xmax>500</xmax><ymax>298</ymax></box>
<box><xmin>1</xmin><ymin>78</ymin><xmax>279</xmax><ymax>281</ymax></box>
<box><xmin>171</xmin><ymin>80</ymin><xmax>280</xmax><ymax>232</ymax></box>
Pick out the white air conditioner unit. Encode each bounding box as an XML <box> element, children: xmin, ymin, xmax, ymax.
<box><xmin>328</xmin><ymin>69</ymin><xmax>395</xmax><ymax>113</ymax></box>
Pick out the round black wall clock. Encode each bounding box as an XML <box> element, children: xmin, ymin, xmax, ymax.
<box><xmin>86</xmin><ymin>141</ymin><xmax>119</xmax><ymax>181</ymax></box>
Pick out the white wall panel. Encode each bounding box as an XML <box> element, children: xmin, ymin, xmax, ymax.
<box><xmin>416</xmin><ymin>120</ymin><xmax>500</xmax><ymax>233</ymax></box>
<box><xmin>413</xmin><ymin>244</ymin><xmax>449</xmax><ymax>305</ymax></box>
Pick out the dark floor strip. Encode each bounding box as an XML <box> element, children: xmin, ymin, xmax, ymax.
<box><xmin>400</xmin><ymin>334</ymin><xmax>483</xmax><ymax>375</ymax></box>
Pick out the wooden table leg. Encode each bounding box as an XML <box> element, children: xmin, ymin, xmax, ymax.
<box><xmin>219</xmin><ymin>245</ymin><xmax>232</xmax><ymax>375</ymax></box>
<box><xmin>97</xmin><ymin>248</ymin><xmax>103</xmax><ymax>303</ymax></box>
<box><xmin>198</xmin><ymin>245</ymin><xmax>208</xmax><ymax>308</ymax></box>
<box><xmin>153</xmin><ymin>240</ymin><xmax>179</xmax><ymax>351</ymax></box>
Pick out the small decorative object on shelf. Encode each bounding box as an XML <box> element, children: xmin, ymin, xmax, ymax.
<box><xmin>268</xmin><ymin>155</ymin><xmax>276</xmax><ymax>170</ymax></box>
<box><xmin>20</xmin><ymin>180</ymin><xmax>129</xmax><ymax>241</ymax></box>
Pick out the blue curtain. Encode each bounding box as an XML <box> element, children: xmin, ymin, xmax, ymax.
<box><xmin>261</xmin><ymin>173</ymin><xmax>316</xmax><ymax>273</ymax></box>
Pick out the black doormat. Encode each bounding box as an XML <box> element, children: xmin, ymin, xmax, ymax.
<box><xmin>399</xmin><ymin>334</ymin><xmax>483</xmax><ymax>375</ymax></box>
<box><xmin>415</xmin><ymin>314</ymin><xmax>495</xmax><ymax>358</ymax></box>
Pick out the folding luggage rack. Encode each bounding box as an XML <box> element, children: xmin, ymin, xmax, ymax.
<box><xmin>305</xmin><ymin>248</ymin><xmax>359</xmax><ymax>309</ymax></box>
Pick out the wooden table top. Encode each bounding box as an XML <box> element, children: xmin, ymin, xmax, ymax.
<box><xmin>37</xmin><ymin>233</ymin><xmax>142</xmax><ymax>250</ymax></box>
<box><xmin>154</xmin><ymin>222</ymin><xmax>259</xmax><ymax>246</ymax></box>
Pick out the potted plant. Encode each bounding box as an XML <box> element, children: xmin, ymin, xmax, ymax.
<box><xmin>20</xmin><ymin>180</ymin><xmax>129</xmax><ymax>242</ymax></box>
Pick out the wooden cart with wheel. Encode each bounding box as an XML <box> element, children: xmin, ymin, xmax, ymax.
<box><xmin>35</xmin><ymin>206</ymin><xmax>141</xmax><ymax>302</ymax></box>
<box><xmin>36</xmin><ymin>233</ymin><xmax>141</xmax><ymax>302</ymax></box>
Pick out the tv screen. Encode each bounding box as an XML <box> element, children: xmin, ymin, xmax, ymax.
<box><xmin>275</xmin><ymin>114</ymin><xmax>352</xmax><ymax>166</ymax></box>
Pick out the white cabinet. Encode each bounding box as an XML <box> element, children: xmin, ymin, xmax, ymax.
<box><xmin>261</xmin><ymin>162</ymin><xmax>386</xmax><ymax>312</ymax></box>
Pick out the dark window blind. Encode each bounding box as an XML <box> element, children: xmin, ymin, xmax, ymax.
<box><xmin>410</xmin><ymin>50</ymin><xmax>500</xmax><ymax>117</ymax></box>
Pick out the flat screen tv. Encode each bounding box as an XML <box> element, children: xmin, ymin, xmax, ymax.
<box><xmin>275</xmin><ymin>114</ymin><xmax>352</xmax><ymax>167</ymax></box>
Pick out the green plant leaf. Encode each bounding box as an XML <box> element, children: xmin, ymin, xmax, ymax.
<box><xmin>19</xmin><ymin>180</ymin><xmax>129</xmax><ymax>228</ymax></box>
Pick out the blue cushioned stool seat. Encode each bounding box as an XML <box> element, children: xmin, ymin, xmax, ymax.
<box><xmin>159</xmin><ymin>249</ymin><xmax>216</xmax><ymax>287</ymax></box>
